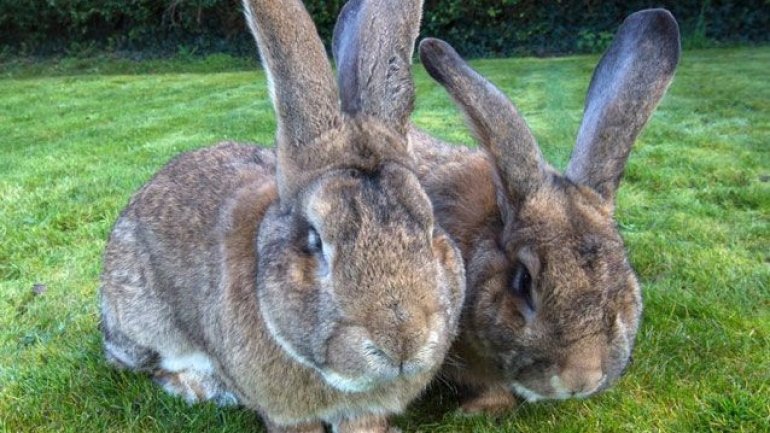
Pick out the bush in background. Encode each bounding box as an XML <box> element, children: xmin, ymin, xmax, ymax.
<box><xmin>1</xmin><ymin>0</ymin><xmax>767</xmax><ymax>58</ymax></box>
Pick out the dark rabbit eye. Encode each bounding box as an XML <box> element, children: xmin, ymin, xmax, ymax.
<box><xmin>307</xmin><ymin>227</ymin><xmax>322</xmax><ymax>253</ymax></box>
<box><xmin>510</xmin><ymin>261</ymin><xmax>534</xmax><ymax>310</ymax></box>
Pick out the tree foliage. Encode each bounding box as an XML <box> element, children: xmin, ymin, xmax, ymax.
<box><xmin>1</xmin><ymin>0</ymin><xmax>767</xmax><ymax>57</ymax></box>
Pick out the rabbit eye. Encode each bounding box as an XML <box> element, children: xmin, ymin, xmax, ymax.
<box><xmin>510</xmin><ymin>261</ymin><xmax>534</xmax><ymax>310</ymax></box>
<box><xmin>307</xmin><ymin>227</ymin><xmax>330</xmax><ymax>276</ymax></box>
<box><xmin>307</xmin><ymin>227</ymin><xmax>322</xmax><ymax>253</ymax></box>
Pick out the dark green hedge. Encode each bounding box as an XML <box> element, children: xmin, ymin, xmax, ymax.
<box><xmin>1</xmin><ymin>0</ymin><xmax>767</xmax><ymax>57</ymax></box>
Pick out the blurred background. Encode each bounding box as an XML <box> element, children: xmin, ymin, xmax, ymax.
<box><xmin>1</xmin><ymin>0</ymin><xmax>768</xmax><ymax>59</ymax></box>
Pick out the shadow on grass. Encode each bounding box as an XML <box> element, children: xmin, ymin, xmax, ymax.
<box><xmin>4</xmin><ymin>331</ymin><xmax>264</xmax><ymax>432</ymax></box>
<box><xmin>0</xmin><ymin>54</ymin><xmax>261</xmax><ymax>80</ymax></box>
<box><xmin>6</xmin><ymin>325</ymin><xmax>509</xmax><ymax>432</ymax></box>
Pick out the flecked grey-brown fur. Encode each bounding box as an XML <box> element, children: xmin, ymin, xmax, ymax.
<box><xmin>409</xmin><ymin>8</ymin><xmax>680</xmax><ymax>412</ymax></box>
<box><xmin>100</xmin><ymin>1</ymin><xmax>466</xmax><ymax>432</ymax></box>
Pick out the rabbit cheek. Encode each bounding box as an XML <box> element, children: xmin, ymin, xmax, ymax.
<box><xmin>474</xmin><ymin>274</ymin><xmax>527</xmax><ymax>353</ymax></box>
<box><xmin>604</xmin><ymin>306</ymin><xmax>640</xmax><ymax>385</ymax></box>
<box><xmin>614</xmin><ymin>273</ymin><xmax>642</xmax><ymax>354</ymax></box>
<box><xmin>431</xmin><ymin>230</ymin><xmax>466</xmax><ymax>330</ymax></box>
<box><xmin>257</xmin><ymin>232</ymin><xmax>336</xmax><ymax>370</ymax></box>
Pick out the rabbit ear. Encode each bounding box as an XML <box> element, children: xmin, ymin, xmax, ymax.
<box><xmin>419</xmin><ymin>38</ymin><xmax>548</xmax><ymax>203</ymax></box>
<box><xmin>332</xmin><ymin>0</ymin><xmax>423</xmax><ymax>135</ymax></box>
<box><xmin>242</xmin><ymin>0</ymin><xmax>341</xmax><ymax>153</ymax></box>
<box><xmin>565</xmin><ymin>9</ymin><xmax>681</xmax><ymax>202</ymax></box>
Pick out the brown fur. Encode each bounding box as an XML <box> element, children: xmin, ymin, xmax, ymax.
<box><xmin>100</xmin><ymin>1</ymin><xmax>465</xmax><ymax>432</ymax></box>
<box><xmin>411</xmin><ymin>129</ymin><xmax>500</xmax><ymax>258</ymax></box>
<box><xmin>411</xmin><ymin>9</ymin><xmax>681</xmax><ymax>409</ymax></box>
<box><xmin>458</xmin><ymin>385</ymin><xmax>519</xmax><ymax>415</ymax></box>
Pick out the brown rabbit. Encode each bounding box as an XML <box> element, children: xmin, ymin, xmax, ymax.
<box><xmin>99</xmin><ymin>0</ymin><xmax>465</xmax><ymax>431</ymax></box>
<box><xmin>408</xmin><ymin>9</ymin><xmax>681</xmax><ymax>412</ymax></box>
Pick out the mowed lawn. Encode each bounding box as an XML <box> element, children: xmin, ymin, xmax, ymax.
<box><xmin>1</xmin><ymin>47</ymin><xmax>768</xmax><ymax>432</ymax></box>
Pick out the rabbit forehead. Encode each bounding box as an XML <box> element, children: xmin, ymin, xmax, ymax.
<box><xmin>277</xmin><ymin>118</ymin><xmax>416</xmax><ymax>199</ymax></box>
<box><xmin>508</xmin><ymin>180</ymin><xmax>617</xmax><ymax>254</ymax></box>
<box><xmin>304</xmin><ymin>167</ymin><xmax>434</xmax><ymax>241</ymax></box>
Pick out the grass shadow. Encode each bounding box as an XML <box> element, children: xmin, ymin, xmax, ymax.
<box><xmin>0</xmin><ymin>54</ymin><xmax>261</xmax><ymax>79</ymax></box>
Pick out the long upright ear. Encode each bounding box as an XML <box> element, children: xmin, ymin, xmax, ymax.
<box><xmin>332</xmin><ymin>0</ymin><xmax>422</xmax><ymax>135</ymax></box>
<box><xmin>419</xmin><ymin>38</ymin><xmax>549</xmax><ymax>203</ymax></box>
<box><xmin>565</xmin><ymin>9</ymin><xmax>681</xmax><ymax>202</ymax></box>
<box><xmin>242</xmin><ymin>0</ymin><xmax>341</xmax><ymax>154</ymax></box>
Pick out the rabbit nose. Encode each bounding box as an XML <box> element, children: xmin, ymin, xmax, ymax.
<box><xmin>368</xmin><ymin>343</ymin><xmax>431</xmax><ymax>379</ymax></box>
<box><xmin>558</xmin><ymin>366</ymin><xmax>604</xmax><ymax>395</ymax></box>
<box><xmin>365</xmin><ymin>341</ymin><xmax>419</xmax><ymax>379</ymax></box>
<box><xmin>558</xmin><ymin>349</ymin><xmax>605</xmax><ymax>395</ymax></box>
<box><xmin>367</xmin><ymin>304</ymin><xmax>434</xmax><ymax>375</ymax></box>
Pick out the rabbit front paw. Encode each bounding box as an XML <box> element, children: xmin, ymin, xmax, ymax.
<box><xmin>459</xmin><ymin>386</ymin><xmax>518</xmax><ymax>416</ymax></box>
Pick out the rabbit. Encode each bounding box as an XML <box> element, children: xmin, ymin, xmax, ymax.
<box><xmin>405</xmin><ymin>9</ymin><xmax>681</xmax><ymax>413</ymax></box>
<box><xmin>98</xmin><ymin>0</ymin><xmax>465</xmax><ymax>431</ymax></box>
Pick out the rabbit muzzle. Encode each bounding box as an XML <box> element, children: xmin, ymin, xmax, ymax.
<box><xmin>315</xmin><ymin>310</ymin><xmax>451</xmax><ymax>393</ymax></box>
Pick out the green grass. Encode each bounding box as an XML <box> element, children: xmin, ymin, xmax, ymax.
<box><xmin>2</xmin><ymin>47</ymin><xmax>769</xmax><ymax>432</ymax></box>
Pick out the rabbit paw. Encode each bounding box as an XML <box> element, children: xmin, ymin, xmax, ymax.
<box><xmin>263</xmin><ymin>419</ymin><xmax>325</xmax><ymax>433</ymax></box>
<box><xmin>334</xmin><ymin>415</ymin><xmax>399</xmax><ymax>433</ymax></box>
<box><xmin>459</xmin><ymin>386</ymin><xmax>518</xmax><ymax>416</ymax></box>
<box><xmin>153</xmin><ymin>369</ymin><xmax>237</xmax><ymax>406</ymax></box>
